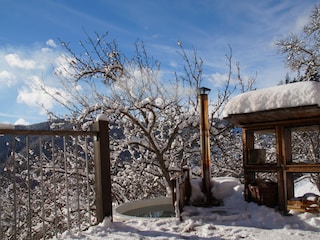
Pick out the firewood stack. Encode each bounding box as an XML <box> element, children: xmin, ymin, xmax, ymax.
<box><xmin>287</xmin><ymin>193</ymin><xmax>320</xmax><ymax>213</ymax></box>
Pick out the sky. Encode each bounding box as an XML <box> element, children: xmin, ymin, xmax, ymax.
<box><xmin>0</xmin><ymin>0</ymin><xmax>318</xmax><ymax>125</ymax></box>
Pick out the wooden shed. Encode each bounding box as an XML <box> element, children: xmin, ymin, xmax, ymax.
<box><xmin>223</xmin><ymin>81</ymin><xmax>320</xmax><ymax>213</ymax></box>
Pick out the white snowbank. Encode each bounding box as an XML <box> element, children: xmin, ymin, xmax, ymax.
<box><xmin>211</xmin><ymin>177</ymin><xmax>241</xmax><ymax>200</ymax></box>
<box><xmin>223</xmin><ymin>81</ymin><xmax>320</xmax><ymax>118</ymax></box>
<box><xmin>294</xmin><ymin>176</ymin><xmax>320</xmax><ymax>197</ymax></box>
<box><xmin>53</xmin><ymin>177</ymin><xmax>320</xmax><ymax>240</ymax></box>
<box><xmin>189</xmin><ymin>177</ymin><xmax>241</xmax><ymax>203</ymax></box>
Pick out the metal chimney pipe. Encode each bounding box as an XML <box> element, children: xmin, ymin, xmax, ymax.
<box><xmin>198</xmin><ymin>87</ymin><xmax>212</xmax><ymax>204</ymax></box>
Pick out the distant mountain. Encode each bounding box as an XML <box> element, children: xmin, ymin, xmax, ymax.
<box><xmin>0</xmin><ymin>120</ymin><xmax>124</xmax><ymax>166</ymax></box>
<box><xmin>0</xmin><ymin>121</ymin><xmax>53</xmax><ymax>165</ymax></box>
<box><xmin>15</xmin><ymin>121</ymin><xmax>52</xmax><ymax>130</ymax></box>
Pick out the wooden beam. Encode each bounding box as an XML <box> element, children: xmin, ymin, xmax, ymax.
<box><xmin>284</xmin><ymin>164</ymin><xmax>320</xmax><ymax>172</ymax></box>
<box><xmin>283</xmin><ymin>128</ymin><xmax>294</xmax><ymax>200</ymax></box>
<box><xmin>244</xmin><ymin>164</ymin><xmax>279</xmax><ymax>172</ymax></box>
<box><xmin>226</xmin><ymin>105</ymin><xmax>320</xmax><ymax>127</ymax></box>
<box><xmin>242</xmin><ymin>129</ymin><xmax>255</xmax><ymax>201</ymax></box>
<box><xmin>0</xmin><ymin>128</ymin><xmax>98</xmax><ymax>136</ymax></box>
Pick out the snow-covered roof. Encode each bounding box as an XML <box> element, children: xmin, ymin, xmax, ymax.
<box><xmin>223</xmin><ymin>81</ymin><xmax>320</xmax><ymax>118</ymax></box>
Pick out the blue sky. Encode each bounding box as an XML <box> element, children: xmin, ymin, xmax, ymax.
<box><xmin>0</xmin><ymin>0</ymin><xmax>318</xmax><ymax>125</ymax></box>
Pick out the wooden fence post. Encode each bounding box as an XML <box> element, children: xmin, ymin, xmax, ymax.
<box><xmin>93</xmin><ymin>120</ymin><xmax>112</xmax><ymax>223</ymax></box>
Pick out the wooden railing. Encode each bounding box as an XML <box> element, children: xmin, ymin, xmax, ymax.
<box><xmin>171</xmin><ymin>167</ymin><xmax>191</xmax><ymax>219</ymax></box>
<box><xmin>0</xmin><ymin>120</ymin><xmax>112</xmax><ymax>239</ymax></box>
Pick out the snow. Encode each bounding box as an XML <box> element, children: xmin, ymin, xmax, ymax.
<box><xmin>294</xmin><ymin>175</ymin><xmax>320</xmax><ymax>197</ymax></box>
<box><xmin>95</xmin><ymin>113</ymin><xmax>109</xmax><ymax>122</ymax></box>
<box><xmin>52</xmin><ymin>177</ymin><xmax>320</xmax><ymax>240</ymax></box>
<box><xmin>223</xmin><ymin>81</ymin><xmax>320</xmax><ymax>118</ymax></box>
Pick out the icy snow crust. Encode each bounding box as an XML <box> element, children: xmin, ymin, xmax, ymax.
<box><xmin>223</xmin><ymin>81</ymin><xmax>320</xmax><ymax>118</ymax></box>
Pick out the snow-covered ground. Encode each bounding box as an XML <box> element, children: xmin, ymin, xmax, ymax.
<box><xmin>54</xmin><ymin>177</ymin><xmax>320</xmax><ymax>240</ymax></box>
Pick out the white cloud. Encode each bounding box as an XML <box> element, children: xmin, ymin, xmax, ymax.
<box><xmin>294</xmin><ymin>14</ymin><xmax>309</xmax><ymax>32</ymax></box>
<box><xmin>42</xmin><ymin>39</ymin><xmax>58</xmax><ymax>53</ymax></box>
<box><xmin>17</xmin><ymin>76</ymin><xmax>69</xmax><ymax>114</ymax></box>
<box><xmin>207</xmin><ymin>72</ymin><xmax>229</xmax><ymax>87</ymax></box>
<box><xmin>0</xmin><ymin>70</ymin><xmax>16</xmax><ymax>87</ymax></box>
<box><xmin>41</xmin><ymin>47</ymin><xmax>53</xmax><ymax>53</ymax></box>
<box><xmin>0</xmin><ymin>39</ymin><xmax>74</xmax><ymax>121</ymax></box>
<box><xmin>14</xmin><ymin>118</ymin><xmax>30</xmax><ymax>125</ymax></box>
<box><xmin>0</xmin><ymin>112</ymin><xmax>41</xmax><ymax>124</ymax></box>
<box><xmin>53</xmin><ymin>54</ymin><xmax>76</xmax><ymax>77</ymax></box>
<box><xmin>46</xmin><ymin>39</ymin><xmax>57</xmax><ymax>48</ymax></box>
<box><xmin>5</xmin><ymin>53</ymin><xmax>36</xmax><ymax>69</ymax></box>
<box><xmin>169</xmin><ymin>61</ymin><xmax>177</xmax><ymax>68</ymax></box>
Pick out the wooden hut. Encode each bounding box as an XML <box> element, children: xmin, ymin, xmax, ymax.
<box><xmin>223</xmin><ymin>81</ymin><xmax>320</xmax><ymax>213</ymax></box>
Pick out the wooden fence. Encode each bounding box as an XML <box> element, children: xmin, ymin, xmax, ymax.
<box><xmin>0</xmin><ymin>120</ymin><xmax>111</xmax><ymax>239</ymax></box>
<box><xmin>171</xmin><ymin>167</ymin><xmax>191</xmax><ymax>219</ymax></box>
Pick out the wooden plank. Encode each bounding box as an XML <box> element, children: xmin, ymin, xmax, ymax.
<box><xmin>244</xmin><ymin>164</ymin><xmax>279</xmax><ymax>172</ymax></box>
<box><xmin>285</xmin><ymin>164</ymin><xmax>320</xmax><ymax>173</ymax></box>
<box><xmin>242</xmin><ymin>130</ymin><xmax>255</xmax><ymax>202</ymax></box>
<box><xmin>276</xmin><ymin>125</ymin><xmax>287</xmax><ymax>213</ymax></box>
<box><xmin>226</xmin><ymin>105</ymin><xmax>320</xmax><ymax>127</ymax></box>
<box><xmin>283</xmin><ymin>128</ymin><xmax>294</xmax><ymax>200</ymax></box>
<box><xmin>243</xmin><ymin>129</ymin><xmax>254</xmax><ymax>166</ymax></box>
<box><xmin>0</xmin><ymin>128</ymin><xmax>98</xmax><ymax>136</ymax></box>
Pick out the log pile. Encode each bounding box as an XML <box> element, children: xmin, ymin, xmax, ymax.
<box><xmin>287</xmin><ymin>193</ymin><xmax>320</xmax><ymax>213</ymax></box>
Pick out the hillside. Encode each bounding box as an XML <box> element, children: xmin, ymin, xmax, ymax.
<box><xmin>0</xmin><ymin>121</ymin><xmax>51</xmax><ymax>164</ymax></box>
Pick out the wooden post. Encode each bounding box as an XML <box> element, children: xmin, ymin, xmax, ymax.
<box><xmin>243</xmin><ymin>129</ymin><xmax>255</xmax><ymax>201</ymax></box>
<box><xmin>284</xmin><ymin>128</ymin><xmax>294</xmax><ymax>201</ymax></box>
<box><xmin>183</xmin><ymin>167</ymin><xmax>191</xmax><ymax>205</ymax></box>
<box><xmin>276</xmin><ymin>125</ymin><xmax>287</xmax><ymax>213</ymax></box>
<box><xmin>93</xmin><ymin>120</ymin><xmax>112</xmax><ymax>223</ymax></box>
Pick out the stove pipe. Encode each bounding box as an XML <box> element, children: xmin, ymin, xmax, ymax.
<box><xmin>198</xmin><ymin>87</ymin><xmax>212</xmax><ymax>203</ymax></box>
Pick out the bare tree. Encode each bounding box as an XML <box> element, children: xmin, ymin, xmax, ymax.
<box><xmin>275</xmin><ymin>5</ymin><xmax>320</xmax><ymax>81</ymax></box>
<box><xmin>275</xmin><ymin>5</ymin><xmax>320</xmax><ymax>191</ymax></box>
<box><xmin>41</xmin><ymin>32</ymin><xmax>253</xmax><ymax>202</ymax></box>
